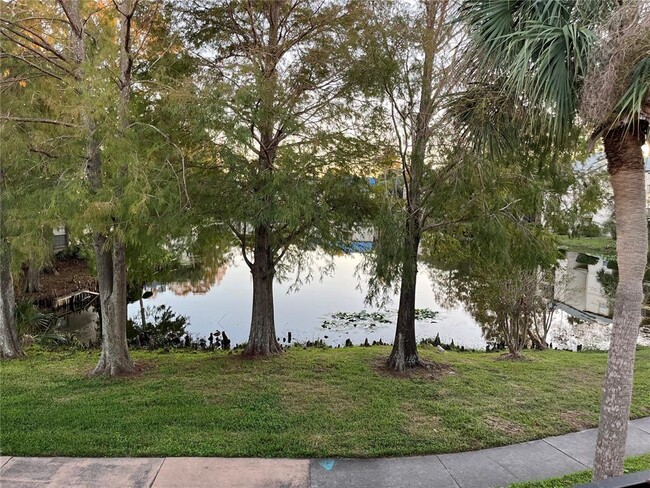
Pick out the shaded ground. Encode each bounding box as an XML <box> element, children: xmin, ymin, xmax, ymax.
<box><xmin>16</xmin><ymin>257</ymin><xmax>97</xmax><ymax>308</ymax></box>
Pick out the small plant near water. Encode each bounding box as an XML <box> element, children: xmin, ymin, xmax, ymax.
<box><xmin>415</xmin><ymin>308</ymin><xmax>438</xmax><ymax>320</ymax></box>
<box><xmin>127</xmin><ymin>305</ymin><xmax>232</xmax><ymax>351</ymax></box>
<box><xmin>127</xmin><ymin>305</ymin><xmax>189</xmax><ymax>349</ymax></box>
<box><xmin>331</xmin><ymin>310</ymin><xmax>392</xmax><ymax>325</ymax></box>
<box><xmin>14</xmin><ymin>301</ymin><xmax>86</xmax><ymax>351</ymax></box>
<box><xmin>15</xmin><ymin>300</ymin><xmax>55</xmax><ymax>336</ymax></box>
<box><xmin>38</xmin><ymin>332</ymin><xmax>87</xmax><ymax>351</ymax></box>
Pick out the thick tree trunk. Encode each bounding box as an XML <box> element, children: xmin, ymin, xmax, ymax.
<box><xmin>61</xmin><ymin>0</ymin><xmax>138</xmax><ymax>376</ymax></box>
<box><xmin>0</xmin><ymin>240</ymin><xmax>22</xmax><ymax>359</ymax></box>
<box><xmin>91</xmin><ymin>235</ymin><xmax>135</xmax><ymax>376</ymax></box>
<box><xmin>388</xmin><ymin>220</ymin><xmax>421</xmax><ymax>371</ymax></box>
<box><xmin>245</xmin><ymin>224</ymin><xmax>282</xmax><ymax>356</ymax></box>
<box><xmin>22</xmin><ymin>260</ymin><xmax>40</xmax><ymax>293</ymax></box>
<box><xmin>593</xmin><ymin>121</ymin><xmax>648</xmax><ymax>480</ymax></box>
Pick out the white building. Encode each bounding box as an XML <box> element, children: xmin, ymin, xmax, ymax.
<box><xmin>52</xmin><ymin>226</ymin><xmax>68</xmax><ymax>252</ymax></box>
<box><xmin>554</xmin><ymin>251</ymin><xmax>612</xmax><ymax>317</ymax></box>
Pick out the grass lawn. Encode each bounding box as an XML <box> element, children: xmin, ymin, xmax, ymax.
<box><xmin>1</xmin><ymin>346</ymin><xmax>649</xmax><ymax>458</ymax></box>
<box><xmin>556</xmin><ymin>236</ymin><xmax>616</xmax><ymax>257</ymax></box>
<box><xmin>509</xmin><ymin>454</ymin><xmax>650</xmax><ymax>487</ymax></box>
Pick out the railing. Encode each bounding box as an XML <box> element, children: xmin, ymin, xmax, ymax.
<box><xmin>53</xmin><ymin>290</ymin><xmax>99</xmax><ymax>316</ymax></box>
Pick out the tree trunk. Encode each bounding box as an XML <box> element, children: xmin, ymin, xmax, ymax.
<box><xmin>245</xmin><ymin>224</ymin><xmax>282</xmax><ymax>356</ymax></box>
<box><xmin>240</xmin><ymin>3</ymin><xmax>282</xmax><ymax>357</ymax></box>
<box><xmin>388</xmin><ymin>220</ymin><xmax>421</xmax><ymax>371</ymax></box>
<box><xmin>22</xmin><ymin>260</ymin><xmax>40</xmax><ymax>293</ymax></box>
<box><xmin>0</xmin><ymin>239</ymin><xmax>22</xmax><ymax>359</ymax></box>
<box><xmin>386</xmin><ymin>1</ymin><xmax>439</xmax><ymax>372</ymax></box>
<box><xmin>593</xmin><ymin>121</ymin><xmax>648</xmax><ymax>480</ymax></box>
<box><xmin>91</xmin><ymin>235</ymin><xmax>135</xmax><ymax>376</ymax></box>
<box><xmin>528</xmin><ymin>329</ymin><xmax>547</xmax><ymax>350</ymax></box>
<box><xmin>61</xmin><ymin>0</ymin><xmax>138</xmax><ymax>376</ymax></box>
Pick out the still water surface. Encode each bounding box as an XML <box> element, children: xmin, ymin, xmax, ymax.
<box><xmin>129</xmin><ymin>253</ymin><xmax>486</xmax><ymax>348</ymax></box>
<box><xmin>124</xmin><ymin>252</ymin><xmax>650</xmax><ymax>350</ymax></box>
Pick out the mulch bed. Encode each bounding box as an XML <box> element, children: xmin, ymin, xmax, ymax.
<box><xmin>372</xmin><ymin>356</ymin><xmax>455</xmax><ymax>380</ymax></box>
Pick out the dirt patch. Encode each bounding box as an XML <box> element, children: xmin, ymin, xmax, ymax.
<box><xmin>372</xmin><ymin>357</ymin><xmax>454</xmax><ymax>380</ymax></box>
<box><xmin>559</xmin><ymin>368</ymin><xmax>599</xmax><ymax>384</ymax></box>
<box><xmin>281</xmin><ymin>379</ymin><xmax>355</xmax><ymax>415</ymax></box>
<box><xmin>229</xmin><ymin>349</ymin><xmax>285</xmax><ymax>361</ymax></box>
<box><xmin>560</xmin><ymin>410</ymin><xmax>596</xmax><ymax>430</ymax></box>
<box><xmin>401</xmin><ymin>402</ymin><xmax>442</xmax><ymax>437</ymax></box>
<box><xmin>484</xmin><ymin>415</ymin><xmax>526</xmax><ymax>437</ymax></box>
<box><xmin>53</xmin><ymin>394</ymin><xmax>83</xmax><ymax>405</ymax></box>
<box><xmin>495</xmin><ymin>353</ymin><xmax>533</xmax><ymax>361</ymax></box>
<box><xmin>17</xmin><ymin>257</ymin><xmax>97</xmax><ymax>307</ymax></box>
<box><xmin>85</xmin><ymin>360</ymin><xmax>155</xmax><ymax>379</ymax></box>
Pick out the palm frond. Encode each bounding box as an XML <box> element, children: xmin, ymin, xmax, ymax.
<box><xmin>613</xmin><ymin>56</ymin><xmax>650</xmax><ymax>123</ymax></box>
<box><xmin>507</xmin><ymin>21</ymin><xmax>595</xmax><ymax>138</ymax></box>
<box><xmin>460</xmin><ymin>0</ymin><xmax>598</xmax><ymax>144</ymax></box>
<box><xmin>446</xmin><ymin>82</ymin><xmax>522</xmax><ymax>158</ymax></box>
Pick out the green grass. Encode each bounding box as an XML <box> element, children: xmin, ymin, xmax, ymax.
<box><xmin>509</xmin><ymin>454</ymin><xmax>650</xmax><ymax>487</ymax></box>
<box><xmin>557</xmin><ymin>236</ymin><xmax>616</xmax><ymax>257</ymax></box>
<box><xmin>1</xmin><ymin>346</ymin><xmax>649</xmax><ymax>458</ymax></box>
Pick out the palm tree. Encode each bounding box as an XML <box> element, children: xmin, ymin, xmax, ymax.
<box><xmin>460</xmin><ymin>0</ymin><xmax>649</xmax><ymax>480</ymax></box>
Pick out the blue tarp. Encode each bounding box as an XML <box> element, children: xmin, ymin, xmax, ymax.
<box><xmin>340</xmin><ymin>241</ymin><xmax>373</xmax><ymax>253</ymax></box>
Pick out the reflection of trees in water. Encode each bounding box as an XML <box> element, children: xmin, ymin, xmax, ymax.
<box><xmin>167</xmin><ymin>264</ymin><xmax>229</xmax><ymax>296</ymax></box>
<box><xmin>428</xmin><ymin>264</ymin><xmax>554</xmax><ymax>356</ymax></box>
<box><xmin>143</xmin><ymin>247</ymin><xmax>234</xmax><ymax>297</ymax></box>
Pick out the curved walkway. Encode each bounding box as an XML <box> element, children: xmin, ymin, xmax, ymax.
<box><xmin>1</xmin><ymin>418</ymin><xmax>649</xmax><ymax>488</ymax></box>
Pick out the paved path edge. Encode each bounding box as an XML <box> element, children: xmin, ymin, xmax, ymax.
<box><xmin>1</xmin><ymin>417</ymin><xmax>649</xmax><ymax>488</ymax></box>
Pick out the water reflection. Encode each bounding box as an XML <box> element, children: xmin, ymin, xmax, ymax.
<box><xmin>129</xmin><ymin>253</ymin><xmax>488</xmax><ymax>349</ymax></box>
<box><xmin>59</xmin><ymin>250</ymin><xmax>649</xmax><ymax>351</ymax></box>
<box><xmin>555</xmin><ymin>251</ymin><xmax>613</xmax><ymax>318</ymax></box>
<box><xmin>56</xmin><ymin>306</ymin><xmax>99</xmax><ymax>346</ymax></box>
<box><xmin>165</xmin><ymin>265</ymin><xmax>229</xmax><ymax>296</ymax></box>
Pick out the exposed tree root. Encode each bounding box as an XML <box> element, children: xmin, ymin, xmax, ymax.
<box><xmin>91</xmin><ymin>352</ymin><xmax>136</xmax><ymax>377</ymax></box>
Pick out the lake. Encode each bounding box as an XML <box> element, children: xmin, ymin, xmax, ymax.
<box><xmin>122</xmin><ymin>251</ymin><xmax>650</xmax><ymax>350</ymax></box>
<box><xmin>129</xmin><ymin>252</ymin><xmax>487</xmax><ymax>349</ymax></box>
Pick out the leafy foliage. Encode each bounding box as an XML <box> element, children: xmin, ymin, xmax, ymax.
<box><xmin>14</xmin><ymin>300</ymin><xmax>54</xmax><ymax>336</ymax></box>
<box><xmin>460</xmin><ymin>0</ymin><xmax>650</xmax><ymax>142</ymax></box>
<box><xmin>127</xmin><ymin>304</ymin><xmax>189</xmax><ymax>349</ymax></box>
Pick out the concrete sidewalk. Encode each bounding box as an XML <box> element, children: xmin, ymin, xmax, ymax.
<box><xmin>1</xmin><ymin>418</ymin><xmax>649</xmax><ymax>488</ymax></box>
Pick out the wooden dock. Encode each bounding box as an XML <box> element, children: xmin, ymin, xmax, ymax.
<box><xmin>53</xmin><ymin>290</ymin><xmax>99</xmax><ymax>315</ymax></box>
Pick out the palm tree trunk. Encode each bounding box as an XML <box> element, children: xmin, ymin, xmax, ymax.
<box><xmin>593</xmin><ymin>121</ymin><xmax>648</xmax><ymax>480</ymax></box>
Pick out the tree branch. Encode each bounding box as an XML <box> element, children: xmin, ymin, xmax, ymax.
<box><xmin>0</xmin><ymin>52</ymin><xmax>64</xmax><ymax>81</ymax></box>
<box><xmin>0</xmin><ymin>114</ymin><xmax>76</xmax><ymax>127</ymax></box>
<box><xmin>420</xmin><ymin>217</ymin><xmax>467</xmax><ymax>233</ymax></box>
<box><xmin>228</xmin><ymin>222</ymin><xmax>253</xmax><ymax>269</ymax></box>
